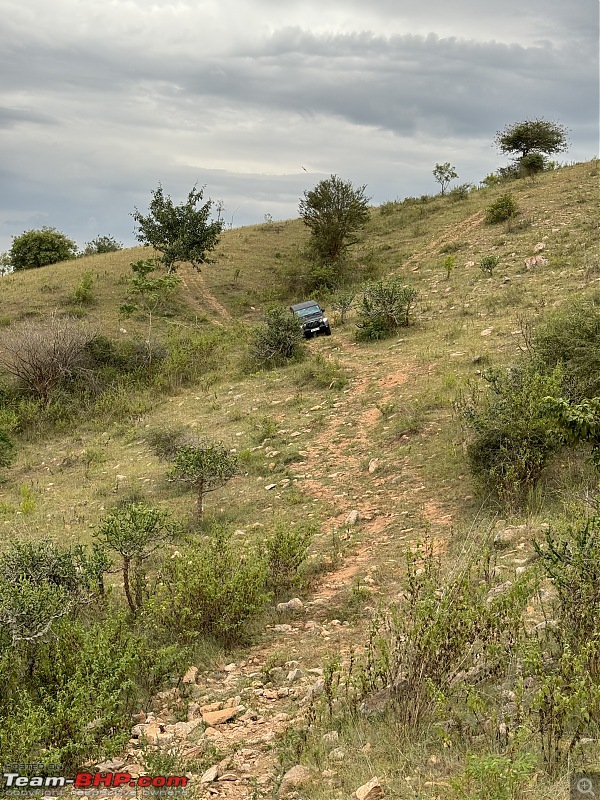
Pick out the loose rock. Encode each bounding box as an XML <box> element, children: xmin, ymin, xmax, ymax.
<box><xmin>354</xmin><ymin>776</ymin><xmax>385</xmax><ymax>800</ymax></box>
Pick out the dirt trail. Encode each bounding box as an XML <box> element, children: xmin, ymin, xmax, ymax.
<box><xmin>115</xmin><ymin>237</ymin><xmax>468</xmax><ymax>798</ymax></box>
<box><xmin>178</xmin><ymin>265</ymin><xmax>232</xmax><ymax>322</ymax></box>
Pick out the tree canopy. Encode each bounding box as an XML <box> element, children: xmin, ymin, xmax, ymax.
<box><xmin>299</xmin><ymin>175</ymin><xmax>371</xmax><ymax>265</ymax></box>
<box><xmin>494</xmin><ymin>118</ymin><xmax>569</xmax><ymax>160</ymax></box>
<box><xmin>432</xmin><ymin>163</ymin><xmax>458</xmax><ymax>195</ymax></box>
<box><xmin>132</xmin><ymin>184</ymin><xmax>224</xmax><ymax>273</ymax></box>
<box><xmin>9</xmin><ymin>227</ymin><xmax>77</xmax><ymax>271</ymax></box>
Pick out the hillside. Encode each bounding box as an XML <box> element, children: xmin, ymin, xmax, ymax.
<box><xmin>0</xmin><ymin>160</ymin><xmax>598</xmax><ymax>799</ymax></box>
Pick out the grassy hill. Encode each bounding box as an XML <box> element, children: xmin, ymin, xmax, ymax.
<box><xmin>0</xmin><ymin>159</ymin><xmax>598</xmax><ymax>798</ymax></box>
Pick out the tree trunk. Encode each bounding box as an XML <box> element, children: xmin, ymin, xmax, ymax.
<box><xmin>123</xmin><ymin>556</ymin><xmax>137</xmax><ymax>614</ymax></box>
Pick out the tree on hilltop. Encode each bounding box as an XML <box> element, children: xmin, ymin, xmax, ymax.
<box><xmin>9</xmin><ymin>227</ymin><xmax>77</xmax><ymax>271</ymax></box>
<box><xmin>494</xmin><ymin>118</ymin><xmax>569</xmax><ymax>174</ymax></box>
<box><xmin>132</xmin><ymin>184</ymin><xmax>224</xmax><ymax>273</ymax></box>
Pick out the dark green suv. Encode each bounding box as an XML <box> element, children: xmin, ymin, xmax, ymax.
<box><xmin>290</xmin><ymin>301</ymin><xmax>331</xmax><ymax>339</ymax></box>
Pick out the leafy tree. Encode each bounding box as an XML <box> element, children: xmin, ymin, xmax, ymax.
<box><xmin>132</xmin><ymin>184</ymin><xmax>224</xmax><ymax>273</ymax></box>
<box><xmin>9</xmin><ymin>227</ymin><xmax>77</xmax><ymax>271</ymax></box>
<box><xmin>169</xmin><ymin>440</ymin><xmax>238</xmax><ymax>522</ymax></box>
<box><xmin>494</xmin><ymin>118</ymin><xmax>569</xmax><ymax>165</ymax></box>
<box><xmin>331</xmin><ymin>289</ymin><xmax>356</xmax><ymax>324</ymax></box>
<box><xmin>80</xmin><ymin>235</ymin><xmax>123</xmax><ymax>256</ymax></box>
<box><xmin>95</xmin><ymin>503</ymin><xmax>175</xmax><ymax>614</ymax></box>
<box><xmin>0</xmin><ymin>252</ymin><xmax>12</xmax><ymax>276</ymax></box>
<box><xmin>432</xmin><ymin>162</ymin><xmax>458</xmax><ymax>195</ymax></box>
<box><xmin>299</xmin><ymin>175</ymin><xmax>371</xmax><ymax>265</ymax></box>
<box><xmin>519</xmin><ymin>152</ymin><xmax>546</xmax><ymax>179</ymax></box>
<box><xmin>120</xmin><ymin>259</ymin><xmax>181</xmax><ymax>366</ymax></box>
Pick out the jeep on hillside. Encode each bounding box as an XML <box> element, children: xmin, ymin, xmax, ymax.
<box><xmin>290</xmin><ymin>300</ymin><xmax>331</xmax><ymax>338</ymax></box>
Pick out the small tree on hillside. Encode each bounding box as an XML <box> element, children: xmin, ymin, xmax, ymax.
<box><xmin>494</xmin><ymin>118</ymin><xmax>569</xmax><ymax>173</ymax></box>
<box><xmin>95</xmin><ymin>502</ymin><xmax>174</xmax><ymax>614</ymax></box>
<box><xmin>120</xmin><ymin>259</ymin><xmax>181</xmax><ymax>366</ymax></box>
<box><xmin>169</xmin><ymin>440</ymin><xmax>238</xmax><ymax>522</ymax></box>
<box><xmin>81</xmin><ymin>235</ymin><xmax>123</xmax><ymax>256</ymax></box>
<box><xmin>299</xmin><ymin>175</ymin><xmax>370</xmax><ymax>266</ymax></box>
<box><xmin>9</xmin><ymin>227</ymin><xmax>77</xmax><ymax>271</ymax></box>
<box><xmin>132</xmin><ymin>184</ymin><xmax>224</xmax><ymax>273</ymax></box>
<box><xmin>433</xmin><ymin>163</ymin><xmax>458</xmax><ymax>195</ymax></box>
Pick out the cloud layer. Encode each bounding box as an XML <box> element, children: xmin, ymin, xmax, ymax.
<box><xmin>0</xmin><ymin>0</ymin><xmax>597</xmax><ymax>252</ymax></box>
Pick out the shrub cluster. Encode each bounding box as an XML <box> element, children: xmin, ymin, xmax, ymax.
<box><xmin>355</xmin><ymin>278</ymin><xmax>418</xmax><ymax>340</ymax></box>
<box><xmin>249</xmin><ymin>307</ymin><xmax>306</xmax><ymax>369</ymax></box>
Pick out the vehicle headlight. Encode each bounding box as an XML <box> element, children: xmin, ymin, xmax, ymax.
<box><xmin>322</xmin><ymin>317</ymin><xmax>329</xmax><ymax>324</ymax></box>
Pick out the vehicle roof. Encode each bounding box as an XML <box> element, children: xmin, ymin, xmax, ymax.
<box><xmin>290</xmin><ymin>300</ymin><xmax>321</xmax><ymax>311</ymax></box>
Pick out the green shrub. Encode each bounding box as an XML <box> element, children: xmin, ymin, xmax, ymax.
<box><xmin>485</xmin><ymin>193</ymin><xmax>519</xmax><ymax>224</ymax></box>
<box><xmin>479</xmin><ymin>254</ymin><xmax>499</xmax><ymax>276</ymax></box>
<box><xmin>459</xmin><ymin>364</ymin><xmax>565</xmax><ymax>505</ymax></box>
<box><xmin>356</xmin><ymin>278</ymin><xmax>418</xmax><ymax>340</ymax></box>
<box><xmin>532</xmin><ymin>292</ymin><xmax>600</xmax><ymax>400</ymax></box>
<box><xmin>249</xmin><ymin>307</ymin><xmax>306</xmax><ymax>369</ymax></box>
<box><xmin>69</xmin><ymin>272</ymin><xmax>97</xmax><ymax>306</ymax></box>
<box><xmin>448</xmin><ymin>183</ymin><xmax>473</xmax><ymax>202</ymax></box>
<box><xmin>0</xmin><ymin>428</ymin><xmax>15</xmax><ymax>469</ymax></box>
<box><xmin>145</xmin><ymin>526</ymin><xmax>269</xmax><ymax>644</ymax></box>
<box><xmin>265</xmin><ymin>520</ymin><xmax>313</xmax><ymax>596</ymax></box>
<box><xmin>80</xmin><ymin>235</ymin><xmax>123</xmax><ymax>255</ymax></box>
<box><xmin>355</xmin><ymin>542</ymin><xmax>532</xmax><ymax>732</ymax></box>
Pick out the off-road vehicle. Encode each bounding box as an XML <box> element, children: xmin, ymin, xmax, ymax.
<box><xmin>290</xmin><ymin>300</ymin><xmax>331</xmax><ymax>338</ymax></box>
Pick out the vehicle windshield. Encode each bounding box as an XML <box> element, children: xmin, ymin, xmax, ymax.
<box><xmin>295</xmin><ymin>305</ymin><xmax>321</xmax><ymax>318</ymax></box>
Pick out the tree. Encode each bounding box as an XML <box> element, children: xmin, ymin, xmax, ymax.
<box><xmin>120</xmin><ymin>259</ymin><xmax>181</xmax><ymax>367</ymax></box>
<box><xmin>299</xmin><ymin>175</ymin><xmax>371</xmax><ymax>265</ymax></box>
<box><xmin>81</xmin><ymin>235</ymin><xmax>123</xmax><ymax>256</ymax></box>
<box><xmin>95</xmin><ymin>502</ymin><xmax>174</xmax><ymax>614</ymax></box>
<box><xmin>356</xmin><ymin>278</ymin><xmax>418</xmax><ymax>340</ymax></box>
<box><xmin>169</xmin><ymin>440</ymin><xmax>238</xmax><ymax>521</ymax></box>
<box><xmin>494</xmin><ymin>118</ymin><xmax>569</xmax><ymax>163</ymax></box>
<box><xmin>132</xmin><ymin>184</ymin><xmax>224</xmax><ymax>273</ymax></box>
<box><xmin>9</xmin><ymin>227</ymin><xmax>77</xmax><ymax>271</ymax></box>
<box><xmin>432</xmin><ymin>162</ymin><xmax>458</xmax><ymax>195</ymax></box>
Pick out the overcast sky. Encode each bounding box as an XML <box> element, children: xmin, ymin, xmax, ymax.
<box><xmin>0</xmin><ymin>0</ymin><xmax>598</xmax><ymax>254</ymax></box>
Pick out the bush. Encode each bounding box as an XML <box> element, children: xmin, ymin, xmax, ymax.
<box><xmin>296</xmin><ymin>354</ymin><xmax>348</xmax><ymax>390</ymax></box>
<box><xmin>532</xmin><ymin>292</ymin><xmax>600</xmax><ymax>400</ymax></box>
<box><xmin>459</xmin><ymin>364</ymin><xmax>565</xmax><ymax>505</ymax></box>
<box><xmin>479</xmin><ymin>254</ymin><xmax>499</xmax><ymax>276</ymax></box>
<box><xmin>265</xmin><ymin>521</ymin><xmax>313</xmax><ymax>596</ymax></box>
<box><xmin>0</xmin><ymin>315</ymin><xmax>96</xmax><ymax>403</ymax></box>
<box><xmin>356</xmin><ymin>278</ymin><xmax>418</xmax><ymax>340</ymax></box>
<box><xmin>80</xmin><ymin>235</ymin><xmax>123</xmax><ymax>255</ymax></box>
<box><xmin>249</xmin><ymin>307</ymin><xmax>306</xmax><ymax>369</ymax></box>
<box><xmin>355</xmin><ymin>542</ymin><xmax>532</xmax><ymax>732</ymax></box>
<box><xmin>69</xmin><ymin>272</ymin><xmax>97</xmax><ymax>306</ymax></box>
<box><xmin>485</xmin><ymin>193</ymin><xmax>519</xmax><ymax>224</ymax></box>
<box><xmin>9</xmin><ymin>227</ymin><xmax>77</xmax><ymax>271</ymax></box>
<box><xmin>0</xmin><ymin>428</ymin><xmax>15</xmax><ymax>469</ymax></box>
<box><xmin>448</xmin><ymin>183</ymin><xmax>473</xmax><ymax>202</ymax></box>
<box><xmin>145</xmin><ymin>526</ymin><xmax>269</xmax><ymax>644</ymax></box>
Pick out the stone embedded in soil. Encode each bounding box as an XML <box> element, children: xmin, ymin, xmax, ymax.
<box><xmin>278</xmin><ymin>764</ymin><xmax>312</xmax><ymax>795</ymax></box>
<box><xmin>201</xmin><ymin>706</ymin><xmax>243</xmax><ymax>726</ymax></box>
<box><xmin>354</xmin><ymin>776</ymin><xmax>385</xmax><ymax>800</ymax></box>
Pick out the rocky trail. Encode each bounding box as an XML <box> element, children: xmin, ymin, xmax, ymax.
<box><xmin>71</xmin><ymin>211</ymin><xmax>528</xmax><ymax>799</ymax></box>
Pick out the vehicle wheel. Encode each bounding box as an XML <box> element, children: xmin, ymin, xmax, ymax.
<box><xmin>305</xmin><ymin>331</ymin><xmax>313</xmax><ymax>339</ymax></box>
<box><xmin>324</xmin><ymin>325</ymin><xmax>332</xmax><ymax>336</ymax></box>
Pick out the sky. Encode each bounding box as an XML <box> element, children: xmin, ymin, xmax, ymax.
<box><xmin>0</xmin><ymin>0</ymin><xmax>598</xmax><ymax>254</ymax></box>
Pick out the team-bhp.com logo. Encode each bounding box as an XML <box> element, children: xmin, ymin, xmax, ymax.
<box><xmin>2</xmin><ymin>770</ymin><xmax>188</xmax><ymax>791</ymax></box>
